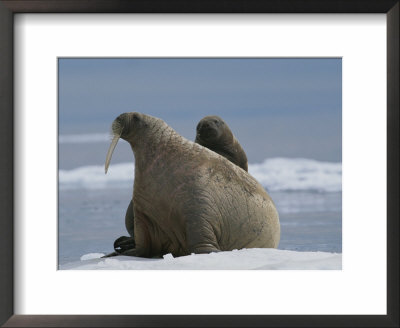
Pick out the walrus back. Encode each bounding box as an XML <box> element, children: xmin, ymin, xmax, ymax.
<box><xmin>185</xmin><ymin>142</ymin><xmax>280</xmax><ymax>250</ymax></box>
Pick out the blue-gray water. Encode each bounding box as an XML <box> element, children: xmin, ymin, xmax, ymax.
<box><xmin>58</xmin><ymin>188</ymin><xmax>342</xmax><ymax>266</ymax></box>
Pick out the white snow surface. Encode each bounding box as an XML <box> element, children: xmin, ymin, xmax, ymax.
<box><xmin>60</xmin><ymin>248</ymin><xmax>341</xmax><ymax>270</ymax></box>
<box><xmin>59</xmin><ymin>157</ymin><xmax>341</xmax><ymax>192</ymax></box>
<box><xmin>80</xmin><ymin>253</ymin><xmax>106</xmax><ymax>261</ymax></box>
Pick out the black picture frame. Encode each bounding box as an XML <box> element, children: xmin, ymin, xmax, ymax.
<box><xmin>0</xmin><ymin>1</ymin><xmax>398</xmax><ymax>327</ymax></box>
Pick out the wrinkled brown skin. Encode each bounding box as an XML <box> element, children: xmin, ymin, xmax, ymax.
<box><xmin>115</xmin><ymin>115</ymin><xmax>249</xmax><ymax>252</ymax></box>
<box><xmin>195</xmin><ymin>115</ymin><xmax>248</xmax><ymax>172</ymax></box>
<box><xmin>111</xmin><ymin>112</ymin><xmax>280</xmax><ymax>257</ymax></box>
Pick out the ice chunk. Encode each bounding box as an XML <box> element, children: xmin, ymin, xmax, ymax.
<box><xmin>163</xmin><ymin>253</ymin><xmax>174</xmax><ymax>260</ymax></box>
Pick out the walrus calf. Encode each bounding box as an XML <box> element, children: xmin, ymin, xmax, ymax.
<box><xmin>195</xmin><ymin>115</ymin><xmax>248</xmax><ymax>172</ymax></box>
<box><xmin>105</xmin><ymin>112</ymin><xmax>280</xmax><ymax>257</ymax></box>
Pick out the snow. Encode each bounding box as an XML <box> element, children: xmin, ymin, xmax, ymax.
<box><xmin>59</xmin><ymin>157</ymin><xmax>341</xmax><ymax>192</ymax></box>
<box><xmin>163</xmin><ymin>253</ymin><xmax>174</xmax><ymax>260</ymax></box>
<box><xmin>80</xmin><ymin>253</ymin><xmax>105</xmax><ymax>261</ymax></box>
<box><xmin>60</xmin><ymin>248</ymin><xmax>341</xmax><ymax>270</ymax></box>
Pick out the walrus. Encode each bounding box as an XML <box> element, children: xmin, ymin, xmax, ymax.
<box><xmin>195</xmin><ymin>115</ymin><xmax>248</xmax><ymax>172</ymax></box>
<box><xmin>104</xmin><ymin>112</ymin><xmax>279</xmax><ymax>257</ymax></box>
<box><xmin>110</xmin><ymin>115</ymin><xmax>250</xmax><ymax>255</ymax></box>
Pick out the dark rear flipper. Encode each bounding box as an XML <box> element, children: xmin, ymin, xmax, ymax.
<box><xmin>114</xmin><ymin>235</ymin><xmax>136</xmax><ymax>254</ymax></box>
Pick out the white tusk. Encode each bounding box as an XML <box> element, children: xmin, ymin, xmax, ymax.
<box><xmin>105</xmin><ymin>134</ymin><xmax>120</xmax><ymax>174</ymax></box>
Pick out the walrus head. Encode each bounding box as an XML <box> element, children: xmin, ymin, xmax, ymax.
<box><xmin>105</xmin><ymin>112</ymin><xmax>147</xmax><ymax>173</ymax></box>
<box><xmin>195</xmin><ymin>115</ymin><xmax>227</xmax><ymax>142</ymax></box>
<box><xmin>196</xmin><ymin>116</ymin><xmax>236</xmax><ymax>149</ymax></box>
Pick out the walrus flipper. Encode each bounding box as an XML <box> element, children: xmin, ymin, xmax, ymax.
<box><xmin>114</xmin><ymin>235</ymin><xmax>136</xmax><ymax>253</ymax></box>
<box><xmin>102</xmin><ymin>236</ymin><xmax>136</xmax><ymax>258</ymax></box>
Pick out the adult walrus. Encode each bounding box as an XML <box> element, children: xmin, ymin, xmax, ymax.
<box><xmin>111</xmin><ymin>115</ymin><xmax>250</xmax><ymax>255</ymax></box>
<box><xmin>105</xmin><ymin>112</ymin><xmax>280</xmax><ymax>257</ymax></box>
<box><xmin>195</xmin><ymin>115</ymin><xmax>248</xmax><ymax>172</ymax></box>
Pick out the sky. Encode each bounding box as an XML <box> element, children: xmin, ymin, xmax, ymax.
<box><xmin>58</xmin><ymin>58</ymin><xmax>342</xmax><ymax>164</ymax></box>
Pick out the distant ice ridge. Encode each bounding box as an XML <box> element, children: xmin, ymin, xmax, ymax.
<box><xmin>249</xmin><ymin>158</ymin><xmax>341</xmax><ymax>192</ymax></box>
<box><xmin>59</xmin><ymin>157</ymin><xmax>341</xmax><ymax>192</ymax></box>
<box><xmin>59</xmin><ymin>133</ymin><xmax>110</xmax><ymax>144</ymax></box>
<box><xmin>60</xmin><ymin>248</ymin><xmax>342</xmax><ymax>270</ymax></box>
<box><xmin>59</xmin><ymin>162</ymin><xmax>134</xmax><ymax>190</ymax></box>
